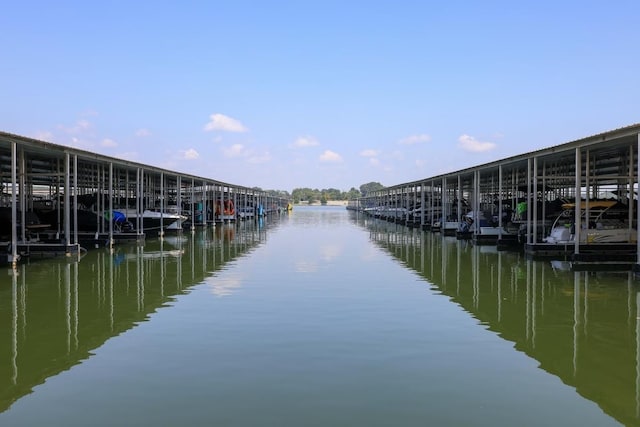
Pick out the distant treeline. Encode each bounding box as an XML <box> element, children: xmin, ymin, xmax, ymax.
<box><xmin>290</xmin><ymin>182</ymin><xmax>385</xmax><ymax>204</ymax></box>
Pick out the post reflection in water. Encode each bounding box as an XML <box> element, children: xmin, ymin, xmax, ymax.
<box><xmin>0</xmin><ymin>220</ymin><xmax>269</xmax><ymax>414</ymax></box>
<box><xmin>356</xmin><ymin>214</ymin><xmax>640</xmax><ymax>427</ymax></box>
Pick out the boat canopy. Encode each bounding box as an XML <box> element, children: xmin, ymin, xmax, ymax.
<box><xmin>560</xmin><ymin>200</ymin><xmax>618</xmax><ymax>210</ymax></box>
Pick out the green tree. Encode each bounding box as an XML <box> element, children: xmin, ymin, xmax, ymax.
<box><xmin>292</xmin><ymin>187</ymin><xmax>321</xmax><ymax>203</ymax></box>
<box><xmin>346</xmin><ymin>187</ymin><xmax>361</xmax><ymax>200</ymax></box>
<box><xmin>359</xmin><ymin>182</ymin><xmax>385</xmax><ymax>197</ymax></box>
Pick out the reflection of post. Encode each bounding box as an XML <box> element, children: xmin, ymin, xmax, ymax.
<box><xmin>137</xmin><ymin>244</ymin><xmax>145</xmax><ymax>311</ymax></box>
<box><xmin>573</xmin><ymin>271</ymin><xmax>581</xmax><ymax>377</ymax></box>
<box><xmin>583</xmin><ymin>273</ymin><xmax>589</xmax><ymax>335</ymax></box>
<box><xmin>541</xmin><ymin>262</ymin><xmax>546</xmax><ymax>317</ymax></box>
<box><xmin>11</xmin><ymin>269</ymin><xmax>18</xmax><ymax>384</ymax></box>
<box><xmin>473</xmin><ymin>245</ymin><xmax>479</xmax><ymax>309</ymax></box>
<box><xmin>430</xmin><ymin>233</ymin><xmax>434</xmax><ymax>279</ymax></box>
<box><xmin>526</xmin><ymin>259</ymin><xmax>531</xmax><ymax>342</ymax></box>
<box><xmin>456</xmin><ymin>239</ymin><xmax>461</xmax><ymax>296</ymax></box>
<box><xmin>441</xmin><ymin>234</ymin><xmax>447</xmax><ymax>285</ymax></box>
<box><xmin>636</xmin><ymin>291</ymin><xmax>640</xmax><ymax>417</ymax></box>
<box><xmin>65</xmin><ymin>263</ymin><xmax>71</xmax><ymax>354</ymax></box>
<box><xmin>629</xmin><ymin>274</ymin><xmax>634</xmax><ymax>326</ymax></box>
<box><xmin>420</xmin><ymin>230</ymin><xmax>425</xmax><ymax>276</ymax></box>
<box><xmin>212</xmin><ymin>227</ymin><xmax>217</xmax><ymax>270</ymax></box>
<box><xmin>497</xmin><ymin>252</ymin><xmax>502</xmax><ymax>322</ymax></box>
<box><xmin>200</xmin><ymin>229</ymin><xmax>206</xmax><ymax>276</ymax></box>
<box><xmin>109</xmin><ymin>249</ymin><xmax>114</xmax><ymax>331</ymax></box>
<box><xmin>73</xmin><ymin>262</ymin><xmax>78</xmax><ymax>349</ymax></box>
<box><xmin>160</xmin><ymin>238</ymin><xmax>165</xmax><ymax>298</ymax></box>
<box><xmin>532</xmin><ymin>259</ymin><xmax>537</xmax><ymax>348</ymax></box>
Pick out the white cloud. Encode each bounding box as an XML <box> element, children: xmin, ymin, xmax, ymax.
<box><xmin>398</xmin><ymin>134</ymin><xmax>431</xmax><ymax>145</ymax></box>
<box><xmin>295</xmin><ymin>260</ymin><xmax>318</xmax><ymax>273</ymax></box>
<box><xmin>59</xmin><ymin>119</ymin><xmax>91</xmax><ymax>135</ymax></box>
<box><xmin>360</xmin><ymin>149</ymin><xmax>379</xmax><ymax>157</ymax></box>
<box><xmin>204</xmin><ymin>113</ymin><xmax>248</xmax><ymax>132</ymax></box>
<box><xmin>319</xmin><ymin>150</ymin><xmax>343</xmax><ymax>163</ymax></box>
<box><xmin>101</xmin><ymin>138</ymin><xmax>117</xmax><ymax>147</ymax></box>
<box><xmin>116</xmin><ymin>151</ymin><xmax>139</xmax><ymax>161</ymax></box>
<box><xmin>248</xmin><ymin>152</ymin><xmax>271</xmax><ymax>164</ymax></box>
<box><xmin>458</xmin><ymin>134</ymin><xmax>497</xmax><ymax>152</ymax></box>
<box><xmin>183</xmin><ymin>148</ymin><xmax>200</xmax><ymax>159</ymax></box>
<box><xmin>33</xmin><ymin>131</ymin><xmax>54</xmax><ymax>142</ymax></box>
<box><xmin>369</xmin><ymin>158</ymin><xmax>381</xmax><ymax>166</ymax></box>
<box><xmin>415</xmin><ymin>159</ymin><xmax>425</xmax><ymax>167</ymax></box>
<box><xmin>223</xmin><ymin>144</ymin><xmax>248</xmax><ymax>158</ymax></box>
<box><xmin>205</xmin><ymin>273</ymin><xmax>243</xmax><ymax>297</ymax></box>
<box><xmin>135</xmin><ymin>128</ymin><xmax>151</xmax><ymax>137</ymax></box>
<box><xmin>67</xmin><ymin>136</ymin><xmax>91</xmax><ymax>149</ymax></box>
<box><xmin>320</xmin><ymin>244</ymin><xmax>342</xmax><ymax>262</ymax></box>
<box><xmin>291</xmin><ymin>136</ymin><xmax>319</xmax><ymax>148</ymax></box>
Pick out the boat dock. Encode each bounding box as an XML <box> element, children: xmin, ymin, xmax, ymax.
<box><xmin>350</xmin><ymin>123</ymin><xmax>640</xmax><ymax>270</ymax></box>
<box><xmin>0</xmin><ymin>131</ymin><xmax>290</xmax><ymax>266</ymax></box>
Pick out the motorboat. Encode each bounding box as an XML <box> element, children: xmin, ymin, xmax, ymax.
<box><xmin>543</xmin><ymin>200</ymin><xmax>636</xmax><ymax>244</ymax></box>
<box><xmin>215</xmin><ymin>199</ymin><xmax>236</xmax><ymax>222</ymax></box>
<box><xmin>237</xmin><ymin>206</ymin><xmax>255</xmax><ymax>220</ymax></box>
<box><xmin>117</xmin><ymin>207</ymin><xmax>187</xmax><ymax>233</ymax></box>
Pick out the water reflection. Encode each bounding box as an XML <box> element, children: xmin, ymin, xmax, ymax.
<box><xmin>0</xmin><ymin>220</ymin><xmax>271</xmax><ymax>413</ymax></box>
<box><xmin>353</xmin><ymin>213</ymin><xmax>640</xmax><ymax>427</ymax></box>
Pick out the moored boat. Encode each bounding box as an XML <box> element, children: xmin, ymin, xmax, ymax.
<box><xmin>543</xmin><ymin>200</ymin><xmax>636</xmax><ymax>244</ymax></box>
<box><xmin>215</xmin><ymin>199</ymin><xmax>236</xmax><ymax>222</ymax></box>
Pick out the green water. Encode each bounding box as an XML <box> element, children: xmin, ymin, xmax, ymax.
<box><xmin>0</xmin><ymin>206</ymin><xmax>636</xmax><ymax>426</ymax></box>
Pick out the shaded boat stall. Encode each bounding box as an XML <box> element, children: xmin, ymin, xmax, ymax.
<box><xmin>0</xmin><ymin>131</ymin><xmax>291</xmax><ymax>266</ymax></box>
<box><xmin>353</xmin><ymin>124</ymin><xmax>640</xmax><ymax>268</ymax></box>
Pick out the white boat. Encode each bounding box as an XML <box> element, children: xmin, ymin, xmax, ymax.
<box><xmin>442</xmin><ymin>221</ymin><xmax>459</xmax><ymax>235</ymax></box>
<box><xmin>237</xmin><ymin>206</ymin><xmax>255</xmax><ymax>220</ymax></box>
<box><xmin>543</xmin><ymin>200</ymin><xmax>636</xmax><ymax>244</ymax></box>
<box><xmin>117</xmin><ymin>207</ymin><xmax>187</xmax><ymax>233</ymax></box>
<box><xmin>461</xmin><ymin>210</ymin><xmax>518</xmax><ymax>236</ymax></box>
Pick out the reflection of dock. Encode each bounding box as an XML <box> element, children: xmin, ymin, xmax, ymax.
<box><xmin>352</xmin><ymin>124</ymin><xmax>640</xmax><ymax>269</ymax></box>
<box><xmin>0</xmin><ymin>241</ymin><xmax>81</xmax><ymax>263</ymax></box>
<box><xmin>0</xmin><ymin>225</ymin><xmax>269</xmax><ymax>414</ymax></box>
<box><xmin>0</xmin><ymin>231</ymin><xmax>143</xmax><ymax>263</ymax></box>
<box><xmin>124</xmin><ymin>249</ymin><xmax>184</xmax><ymax>260</ymax></box>
<box><xmin>362</xmin><ymin>220</ymin><xmax>640</xmax><ymax>427</ymax></box>
<box><xmin>525</xmin><ymin>242</ymin><xmax>636</xmax><ymax>264</ymax></box>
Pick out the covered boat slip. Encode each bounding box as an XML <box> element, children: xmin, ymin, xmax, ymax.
<box><xmin>0</xmin><ymin>131</ymin><xmax>290</xmax><ymax>266</ymax></box>
<box><xmin>352</xmin><ymin>123</ymin><xmax>640</xmax><ymax>268</ymax></box>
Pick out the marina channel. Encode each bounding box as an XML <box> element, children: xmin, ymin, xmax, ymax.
<box><xmin>0</xmin><ymin>206</ymin><xmax>635</xmax><ymax>426</ymax></box>
<box><xmin>2</xmin><ymin>125</ymin><xmax>640</xmax><ymax>426</ymax></box>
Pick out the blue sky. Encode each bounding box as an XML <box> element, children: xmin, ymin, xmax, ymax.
<box><xmin>2</xmin><ymin>1</ymin><xmax>639</xmax><ymax>192</ymax></box>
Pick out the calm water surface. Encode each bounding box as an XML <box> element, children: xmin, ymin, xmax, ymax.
<box><xmin>0</xmin><ymin>206</ymin><xmax>638</xmax><ymax>426</ymax></box>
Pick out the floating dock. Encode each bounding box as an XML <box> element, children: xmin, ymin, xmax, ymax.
<box><xmin>350</xmin><ymin>123</ymin><xmax>640</xmax><ymax>270</ymax></box>
<box><xmin>0</xmin><ymin>131</ymin><xmax>291</xmax><ymax>266</ymax></box>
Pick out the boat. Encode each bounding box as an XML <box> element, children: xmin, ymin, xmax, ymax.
<box><xmin>442</xmin><ymin>219</ymin><xmax>459</xmax><ymax>236</ymax></box>
<box><xmin>215</xmin><ymin>199</ymin><xmax>236</xmax><ymax>222</ymax></box>
<box><xmin>71</xmin><ymin>193</ymin><xmax>186</xmax><ymax>233</ymax></box>
<box><xmin>117</xmin><ymin>207</ymin><xmax>187</xmax><ymax>233</ymax></box>
<box><xmin>36</xmin><ymin>208</ymin><xmax>109</xmax><ymax>233</ymax></box>
<box><xmin>543</xmin><ymin>200</ymin><xmax>636</xmax><ymax>244</ymax></box>
<box><xmin>237</xmin><ymin>206</ymin><xmax>255</xmax><ymax>220</ymax></box>
<box><xmin>0</xmin><ymin>207</ymin><xmax>51</xmax><ymax>239</ymax></box>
